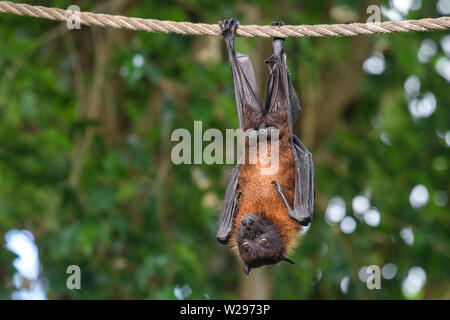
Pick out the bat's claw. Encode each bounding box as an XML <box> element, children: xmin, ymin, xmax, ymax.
<box><xmin>219</xmin><ymin>18</ymin><xmax>239</xmax><ymax>38</ymax></box>
<box><xmin>272</xmin><ymin>180</ymin><xmax>311</xmax><ymax>226</ymax></box>
<box><xmin>271</xmin><ymin>180</ymin><xmax>283</xmax><ymax>196</ymax></box>
<box><xmin>272</xmin><ymin>181</ymin><xmax>291</xmax><ymax>210</ymax></box>
<box><xmin>270</xmin><ymin>21</ymin><xmax>285</xmax><ymax>27</ymax></box>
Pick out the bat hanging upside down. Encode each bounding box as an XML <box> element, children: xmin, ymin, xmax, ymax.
<box><xmin>216</xmin><ymin>19</ymin><xmax>315</xmax><ymax>276</ymax></box>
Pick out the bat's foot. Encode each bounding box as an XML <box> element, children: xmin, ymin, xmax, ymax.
<box><xmin>219</xmin><ymin>18</ymin><xmax>239</xmax><ymax>53</ymax></box>
<box><xmin>270</xmin><ymin>21</ymin><xmax>286</xmax><ymax>41</ymax></box>
<box><xmin>271</xmin><ymin>181</ymin><xmax>311</xmax><ymax>226</ymax></box>
<box><xmin>219</xmin><ymin>18</ymin><xmax>239</xmax><ymax>39</ymax></box>
<box><xmin>270</xmin><ymin>21</ymin><xmax>285</xmax><ymax>27</ymax></box>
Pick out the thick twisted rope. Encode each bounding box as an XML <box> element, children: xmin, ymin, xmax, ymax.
<box><xmin>0</xmin><ymin>1</ymin><xmax>449</xmax><ymax>38</ymax></box>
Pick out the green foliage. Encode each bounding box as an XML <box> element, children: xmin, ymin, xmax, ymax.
<box><xmin>0</xmin><ymin>0</ymin><xmax>448</xmax><ymax>299</ymax></box>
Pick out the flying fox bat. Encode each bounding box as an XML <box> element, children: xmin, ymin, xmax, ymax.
<box><xmin>216</xmin><ymin>19</ymin><xmax>315</xmax><ymax>276</ymax></box>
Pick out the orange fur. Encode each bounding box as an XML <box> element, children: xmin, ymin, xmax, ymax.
<box><xmin>230</xmin><ymin>125</ymin><xmax>302</xmax><ymax>258</ymax></box>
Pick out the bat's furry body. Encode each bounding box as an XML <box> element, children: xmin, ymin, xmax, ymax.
<box><xmin>230</xmin><ymin>125</ymin><xmax>301</xmax><ymax>256</ymax></box>
<box><xmin>216</xmin><ymin>19</ymin><xmax>314</xmax><ymax>275</ymax></box>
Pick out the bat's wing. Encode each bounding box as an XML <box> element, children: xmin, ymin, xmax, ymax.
<box><xmin>264</xmin><ymin>28</ymin><xmax>314</xmax><ymax>226</ymax></box>
<box><xmin>291</xmin><ymin>135</ymin><xmax>315</xmax><ymax>225</ymax></box>
<box><xmin>264</xmin><ymin>37</ymin><xmax>301</xmax><ymax>133</ymax></box>
<box><xmin>216</xmin><ymin>164</ymin><xmax>241</xmax><ymax>244</ymax></box>
<box><xmin>231</xmin><ymin>52</ymin><xmax>263</xmax><ymax>130</ymax></box>
<box><xmin>221</xmin><ymin>19</ymin><xmax>263</xmax><ymax>130</ymax></box>
<box><xmin>217</xmin><ymin>19</ymin><xmax>262</xmax><ymax>244</ymax></box>
<box><xmin>273</xmin><ymin>135</ymin><xmax>314</xmax><ymax>226</ymax></box>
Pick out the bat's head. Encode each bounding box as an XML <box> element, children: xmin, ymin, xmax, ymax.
<box><xmin>236</xmin><ymin>214</ymin><xmax>294</xmax><ymax>276</ymax></box>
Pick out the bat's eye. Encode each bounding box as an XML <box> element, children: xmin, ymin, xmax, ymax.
<box><xmin>242</xmin><ymin>241</ymin><xmax>249</xmax><ymax>250</ymax></box>
<box><xmin>260</xmin><ymin>238</ymin><xmax>269</xmax><ymax>246</ymax></box>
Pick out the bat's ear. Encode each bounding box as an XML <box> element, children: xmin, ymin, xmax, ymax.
<box><xmin>243</xmin><ymin>264</ymin><xmax>251</xmax><ymax>278</ymax></box>
<box><xmin>280</xmin><ymin>255</ymin><xmax>295</xmax><ymax>265</ymax></box>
